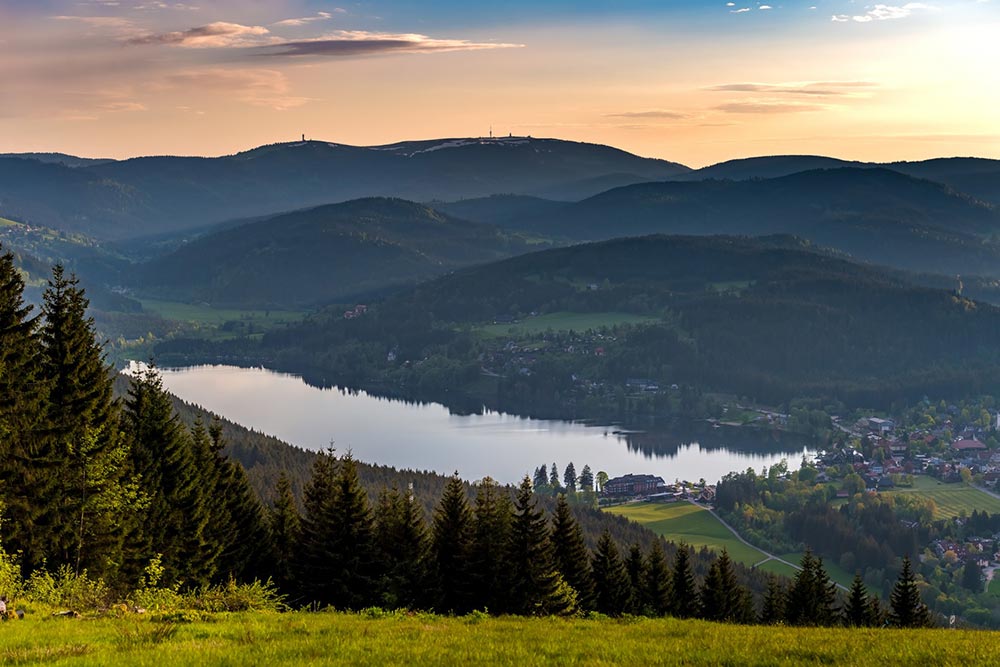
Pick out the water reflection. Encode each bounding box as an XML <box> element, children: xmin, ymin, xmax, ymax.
<box><xmin>143</xmin><ymin>363</ymin><xmax>812</xmax><ymax>485</ymax></box>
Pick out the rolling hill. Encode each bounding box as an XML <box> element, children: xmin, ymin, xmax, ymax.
<box><xmin>0</xmin><ymin>137</ymin><xmax>689</xmax><ymax>240</ymax></box>
<box><xmin>502</xmin><ymin>168</ymin><xmax>1000</xmax><ymax>278</ymax></box>
<box><xmin>133</xmin><ymin>197</ymin><xmax>537</xmax><ymax>308</ymax></box>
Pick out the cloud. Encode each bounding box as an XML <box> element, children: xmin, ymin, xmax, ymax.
<box><xmin>100</xmin><ymin>101</ymin><xmax>148</xmax><ymax>112</ymax></box>
<box><xmin>606</xmin><ymin>110</ymin><xmax>689</xmax><ymax>119</ymax></box>
<box><xmin>714</xmin><ymin>101</ymin><xmax>826</xmax><ymax>114</ymax></box>
<box><xmin>731</xmin><ymin>8</ymin><xmax>751</xmax><ymax>13</ymax></box>
<box><xmin>162</xmin><ymin>68</ymin><xmax>310</xmax><ymax>110</ymax></box>
<box><xmin>274</xmin><ymin>11</ymin><xmax>333</xmax><ymax>27</ymax></box>
<box><xmin>832</xmin><ymin>3</ymin><xmax>935</xmax><ymax>23</ymax></box>
<box><xmin>255</xmin><ymin>31</ymin><xmax>524</xmax><ymax>57</ymax></box>
<box><xmin>707</xmin><ymin>81</ymin><xmax>877</xmax><ymax>97</ymax></box>
<box><xmin>126</xmin><ymin>22</ymin><xmax>271</xmax><ymax>48</ymax></box>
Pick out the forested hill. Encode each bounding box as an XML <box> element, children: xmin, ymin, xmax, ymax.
<box><xmin>132</xmin><ymin>198</ymin><xmax>537</xmax><ymax>308</ymax></box>
<box><xmin>501</xmin><ymin>168</ymin><xmax>1000</xmax><ymax>278</ymax></box>
<box><xmin>235</xmin><ymin>234</ymin><xmax>1000</xmax><ymax>410</ymax></box>
<box><xmin>0</xmin><ymin>137</ymin><xmax>688</xmax><ymax>240</ymax></box>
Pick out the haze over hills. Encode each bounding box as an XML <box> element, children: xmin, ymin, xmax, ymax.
<box><xmin>497</xmin><ymin>167</ymin><xmax>1000</xmax><ymax>278</ymax></box>
<box><xmin>133</xmin><ymin>197</ymin><xmax>536</xmax><ymax>308</ymax></box>
<box><xmin>0</xmin><ymin>136</ymin><xmax>688</xmax><ymax>240</ymax></box>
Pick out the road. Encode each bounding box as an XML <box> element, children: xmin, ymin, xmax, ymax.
<box><xmin>690</xmin><ymin>500</ymin><xmax>849</xmax><ymax>592</ymax></box>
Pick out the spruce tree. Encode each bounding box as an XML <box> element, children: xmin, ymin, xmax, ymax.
<box><xmin>374</xmin><ymin>486</ymin><xmax>430</xmax><ymax>610</ymax></box>
<box><xmin>759</xmin><ymin>574</ymin><xmax>785</xmax><ymax>624</ymax></box>
<box><xmin>506</xmin><ymin>477</ymin><xmax>575</xmax><ymax>616</ymax></box>
<box><xmin>550</xmin><ymin>494</ymin><xmax>595</xmax><ymax>611</ymax></box>
<box><xmin>643</xmin><ymin>541</ymin><xmax>672</xmax><ymax>616</ymax></box>
<box><xmin>591</xmin><ymin>530</ymin><xmax>632</xmax><ymax>616</ymax></box>
<box><xmin>563</xmin><ymin>463</ymin><xmax>577</xmax><ymax>493</ymax></box>
<box><xmin>469</xmin><ymin>477</ymin><xmax>512</xmax><ymax>613</ymax></box>
<box><xmin>699</xmin><ymin>550</ymin><xmax>750</xmax><ymax>623</ymax></box>
<box><xmin>326</xmin><ymin>453</ymin><xmax>378</xmax><ymax>609</ymax></box>
<box><xmin>0</xmin><ymin>248</ymin><xmax>48</xmax><ymax>574</ymax></box>
<box><xmin>549</xmin><ymin>463</ymin><xmax>560</xmax><ymax>488</ymax></box>
<box><xmin>431</xmin><ymin>473</ymin><xmax>474</xmax><ymax>613</ymax></box>
<box><xmin>295</xmin><ymin>448</ymin><xmax>339</xmax><ymax>605</ymax></box>
<box><xmin>269</xmin><ymin>472</ymin><xmax>300</xmax><ymax>593</ymax></box>
<box><xmin>533</xmin><ymin>465</ymin><xmax>549</xmax><ymax>491</ymax></box>
<box><xmin>39</xmin><ymin>266</ymin><xmax>128</xmax><ymax>580</ymax></box>
<box><xmin>843</xmin><ymin>573</ymin><xmax>873</xmax><ymax>627</ymax></box>
<box><xmin>579</xmin><ymin>465</ymin><xmax>594</xmax><ymax>493</ymax></box>
<box><xmin>889</xmin><ymin>557</ymin><xmax>931</xmax><ymax>628</ymax></box>
<box><xmin>785</xmin><ymin>550</ymin><xmax>838</xmax><ymax>626</ymax></box>
<box><xmin>625</xmin><ymin>543</ymin><xmax>646</xmax><ymax>614</ymax></box>
<box><xmin>669</xmin><ymin>543</ymin><xmax>698</xmax><ymax>618</ymax></box>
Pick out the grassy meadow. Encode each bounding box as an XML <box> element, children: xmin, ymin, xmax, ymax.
<box><xmin>883</xmin><ymin>476</ymin><xmax>1000</xmax><ymax>519</ymax></box>
<box><xmin>138</xmin><ymin>299</ymin><xmax>306</xmax><ymax>341</ymax></box>
<box><xmin>0</xmin><ymin>610</ymin><xmax>995</xmax><ymax>666</ymax></box>
<box><xmin>479</xmin><ymin>311</ymin><xmax>658</xmax><ymax>337</ymax></box>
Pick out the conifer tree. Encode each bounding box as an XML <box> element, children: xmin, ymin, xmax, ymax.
<box><xmin>0</xmin><ymin>248</ymin><xmax>48</xmax><ymax>574</ymax></box>
<box><xmin>550</xmin><ymin>494</ymin><xmax>595</xmax><ymax>611</ymax></box>
<box><xmin>533</xmin><ymin>466</ymin><xmax>549</xmax><ymax>491</ymax></box>
<box><xmin>699</xmin><ymin>550</ymin><xmax>749</xmax><ymax>623</ymax></box>
<box><xmin>374</xmin><ymin>485</ymin><xmax>430</xmax><ymax>610</ymax></box>
<box><xmin>507</xmin><ymin>477</ymin><xmax>575</xmax><ymax>616</ymax></box>
<box><xmin>122</xmin><ymin>365</ymin><xmax>210</xmax><ymax>587</ymax></box>
<box><xmin>669</xmin><ymin>543</ymin><xmax>698</xmax><ymax>618</ymax></box>
<box><xmin>469</xmin><ymin>477</ymin><xmax>512</xmax><ymax>613</ymax></box>
<box><xmin>549</xmin><ymin>463</ymin><xmax>560</xmax><ymax>488</ymax></box>
<box><xmin>591</xmin><ymin>530</ymin><xmax>632</xmax><ymax>616</ymax></box>
<box><xmin>326</xmin><ymin>453</ymin><xmax>378</xmax><ymax>609</ymax></box>
<box><xmin>889</xmin><ymin>557</ymin><xmax>931</xmax><ymax>628</ymax></box>
<box><xmin>269</xmin><ymin>472</ymin><xmax>300</xmax><ymax>593</ymax></box>
<box><xmin>785</xmin><ymin>550</ymin><xmax>838</xmax><ymax>626</ymax></box>
<box><xmin>39</xmin><ymin>266</ymin><xmax>128</xmax><ymax>580</ymax></box>
<box><xmin>295</xmin><ymin>448</ymin><xmax>339</xmax><ymax>605</ymax></box>
<box><xmin>843</xmin><ymin>573</ymin><xmax>873</xmax><ymax>627</ymax></box>
<box><xmin>579</xmin><ymin>465</ymin><xmax>594</xmax><ymax>493</ymax></box>
<box><xmin>431</xmin><ymin>473</ymin><xmax>474</xmax><ymax>613</ymax></box>
<box><xmin>643</xmin><ymin>541</ymin><xmax>672</xmax><ymax>616</ymax></box>
<box><xmin>625</xmin><ymin>543</ymin><xmax>646</xmax><ymax>614</ymax></box>
<box><xmin>759</xmin><ymin>574</ymin><xmax>785</xmax><ymax>624</ymax></box>
<box><xmin>563</xmin><ymin>463</ymin><xmax>577</xmax><ymax>493</ymax></box>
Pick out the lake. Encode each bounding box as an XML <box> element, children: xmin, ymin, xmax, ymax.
<box><xmin>146</xmin><ymin>363</ymin><xmax>812</xmax><ymax>485</ymax></box>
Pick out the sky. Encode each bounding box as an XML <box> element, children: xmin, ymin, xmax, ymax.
<box><xmin>0</xmin><ymin>0</ymin><xmax>997</xmax><ymax>167</ymax></box>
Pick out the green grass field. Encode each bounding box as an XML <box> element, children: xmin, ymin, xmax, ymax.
<box><xmin>480</xmin><ymin>311</ymin><xmax>658</xmax><ymax>337</ymax></box>
<box><xmin>0</xmin><ymin>216</ymin><xmax>19</xmax><ymax>227</ymax></box>
<box><xmin>138</xmin><ymin>299</ymin><xmax>306</xmax><ymax>341</ymax></box>
<box><xmin>0</xmin><ymin>611</ymin><xmax>993</xmax><ymax>666</ymax></box>
<box><xmin>606</xmin><ymin>502</ymin><xmax>773</xmax><ymax>568</ymax></box>
<box><xmin>884</xmin><ymin>476</ymin><xmax>1000</xmax><ymax>520</ymax></box>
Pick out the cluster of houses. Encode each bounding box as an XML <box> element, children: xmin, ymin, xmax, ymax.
<box><xmin>343</xmin><ymin>304</ymin><xmax>368</xmax><ymax>320</ymax></box>
<box><xmin>930</xmin><ymin>537</ymin><xmax>998</xmax><ymax>569</ymax></box>
<box><xmin>478</xmin><ymin>330</ymin><xmax>619</xmax><ymax>380</ymax></box>
<box><xmin>599</xmin><ymin>473</ymin><xmax>716</xmax><ymax>504</ymax></box>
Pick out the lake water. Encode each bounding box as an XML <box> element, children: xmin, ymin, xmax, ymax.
<box><xmin>148</xmin><ymin>364</ymin><xmax>812</xmax><ymax>485</ymax></box>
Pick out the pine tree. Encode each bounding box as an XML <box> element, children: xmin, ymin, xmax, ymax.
<box><xmin>889</xmin><ymin>557</ymin><xmax>931</xmax><ymax>628</ymax></box>
<box><xmin>431</xmin><ymin>473</ymin><xmax>474</xmax><ymax>613</ymax></box>
<box><xmin>579</xmin><ymin>465</ymin><xmax>594</xmax><ymax>493</ymax></box>
<box><xmin>533</xmin><ymin>466</ymin><xmax>549</xmax><ymax>491</ymax></box>
<box><xmin>0</xmin><ymin>248</ymin><xmax>48</xmax><ymax>575</ymax></box>
<box><xmin>563</xmin><ymin>463</ymin><xmax>577</xmax><ymax>493</ymax></box>
<box><xmin>699</xmin><ymin>550</ymin><xmax>750</xmax><ymax>623</ymax></box>
<box><xmin>759</xmin><ymin>574</ymin><xmax>785</xmax><ymax>624</ymax></box>
<box><xmin>39</xmin><ymin>266</ymin><xmax>129</xmax><ymax>580</ymax></box>
<box><xmin>643</xmin><ymin>541</ymin><xmax>672</xmax><ymax>616</ymax></box>
<box><xmin>506</xmin><ymin>477</ymin><xmax>575</xmax><ymax>616</ymax></box>
<box><xmin>669</xmin><ymin>543</ymin><xmax>698</xmax><ymax>618</ymax></box>
<box><xmin>327</xmin><ymin>453</ymin><xmax>378</xmax><ymax>609</ymax></box>
<box><xmin>295</xmin><ymin>448</ymin><xmax>339</xmax><ymax>605</ymax></box>
<box><xmin>122</xmin><ymin>364</ymin><xmax>210</xmax><ymax>587</ymax></box>
<box><xmin>269</xmin><ymin>472</ymin><xmax>300</xmax><ymax>593</ymax></box>
<box><xmin>469</xmin><ymin>476</ymin><xmax>512</xmax><ymax>613</ymax></box>
<box><xmin>374</xmin><ymin>485</ymin><xmax>430</xmax><ymax>610</ymax></box>
<box><xmin>785</xmin><ymin>550</ymin><xmax>838</xmax><ymax>626</ymax></box>
<box><xmin>843</xmin><ymin>573</ymin><xmax>873</xmax><ymax>627</ymax></box>
<box><xmin>549</xmin><ymin>462</ymin><xmax>560</xmax><ymax>488</ymax></box>
<box><xmin>625</xmin><ymin>543</ymin><xmax>646</xmax><ymax>614</ymax></box>
<box><xmin>550</xmin><ymin>494</ymin><xmax>595</xmax><ymax>610</ymax></box>
<box><xmin>591</xmin><ymin>530</ymin><xmax>632</xmax><ymax>616</ymax></box>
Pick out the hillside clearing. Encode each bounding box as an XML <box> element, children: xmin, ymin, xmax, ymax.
<box><xmin>883</xmin><ymin>476</ymin><xmax>1000</xmax><ymax>519</ymax></box>
<box><xmin>0</xmin><ymin>611</ymin><xmax>993</xmax><ymax>666</ymax></box>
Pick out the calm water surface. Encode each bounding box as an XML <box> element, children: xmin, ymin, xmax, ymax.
<box><xmin>149</xmin><ymin>364</ymin><xmax>811</xmax><ymax>484</ymax></box>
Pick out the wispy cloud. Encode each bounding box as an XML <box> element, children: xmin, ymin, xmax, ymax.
<box><xmin>714</xmin><ymin>101</ymin><xmax>827</xmax><ymax>114</ymax></box>
<box><xmin>832</xmin><ymin>3</ymin><xmax>935</xmax><ymax>23</ymax></box>
<box><xmin>707</xmin><ymin>81</ymin><xmax>877</xmax><ymax>97</ymax></box>
<box><xmin>255</xmin><ymin>31</ymin><xmax>524</xmax><ymax>57</ymax></box>
<box><xmin>606</xmin><ymin>110</ymin><xmax>689</xmax><ymax>119</ymax></box>
<box><xmin>273</xmin><ymin>10</ymin><xmax>344</xmax><ymax>27</ymax></box>
<box><xmin>126</xmin><ymin>22</ymin><xmax>271</xmax><ymax>47</ymax></box>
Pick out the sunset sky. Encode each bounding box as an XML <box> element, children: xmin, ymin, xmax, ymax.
<box><xmin>1</xmin><ymin>0</ymin><xmax>997</xmax><ymax>166</ymax></box>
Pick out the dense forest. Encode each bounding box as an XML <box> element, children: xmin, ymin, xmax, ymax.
<box><xmin>157</xmin><ymin>235</ymin><xmax>1000</xmax><ymax>419</ymax></box>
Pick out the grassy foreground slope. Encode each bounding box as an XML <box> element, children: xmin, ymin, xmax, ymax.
<box><xmin>0</xmin><ymin>612</ymin><xmax>993</xmax><ymax>666</ymax></box>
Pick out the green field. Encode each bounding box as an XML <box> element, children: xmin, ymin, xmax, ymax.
<box><xmin>606</xmin><ymin>502</ymin><xmax>779</xmax><ymax>570</ymax></box>
<box><xmin>0</xmin><ymin>611</ymin><xmax>993</xmax><ymax>666</ymax></box>
<box><xmin>883</xmin><ymin>476</ymin><xmax>1000</xmax><ymax>520</ymax></box>
<box><xmin>480</xmin><ymin>311</ymin><xmax>658</xmax><ymax>337</ymax></box>
<box><xmin>138</xmin><ymin>299</ymin><xmax>306</xmax><ymax>340</ymax></box>
<box><xmin>0</xmin><ymin>216</ymin><xmax>19</xmax><ymax>227</ymax></box>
